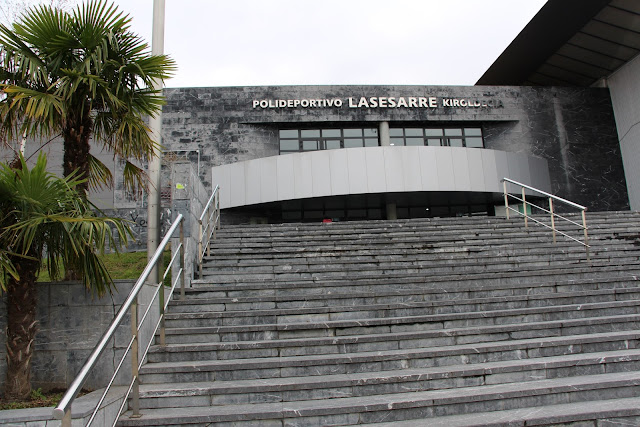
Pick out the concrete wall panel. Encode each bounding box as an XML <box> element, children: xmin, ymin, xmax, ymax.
<box><xmin>229</xmin><ymin>163</ymin><xmax>246</xmax><ymax>207</ymax></box>
<box><xmin>467</xmin><ymin>149</ymin><xmax>485</xmax><ymax>192</ymax></box>
<box><xmin>347</xmin><ymin>148</ymin><xmax>369</xmax><ymax>194</ymax></box>
<box><xmin>365</xmin><ymin>148</ymin><xmax>387</xmax><ymax>193</ymax></box>
<box><xmin>481</xmin><ymin>149</ymin><xmax>500</xmax><ymax>192</ymax></box>
<box><xmin>311</xmin><ymin>150</ymin><xmax>332</xmax><ymax>197</ymax></box>
<box><xmin>294</xmin><ymin>153</ymin><xmax>313</xmax><ymax>199</ymax></box>
<box><xmin>260</xmin><ymin>156</ymin><xmax>278</xmax><ymax>203</ymax></box>
<box><xmin>402</xmin><ymin>147</ymin><xmax>423</xmax><ymax>192</ymax></box>
<box><xmin>245</xmin><ymin>159</ymin><xmax>262</xmax><ymax>205</ymax></box>
<box><xmin>383</xmin><ymin>147</ymin><xmax>405</xmax><ymax>192</ymax></box>
<box><xmin>419</xmin><ymin>148</ymin><xmax>440</xmax><ymax>191</ymax></box>
<box><xmin>451</xmin><ymin>149</ymin><xmax>471</xmax><ymax>191</ymax></box>
<box><xmin>329</xmin><ymin>149</ymin><xmax>350</xmax><ymax>196</ymax></box>
<box><xmin>435</xmin><ymin>147</ymin><xmax>456</xmax><ymax>191</ymax></box>
<box><xmin>276</xmin><ymin>154</ymin><xmax>295</xmax><ymax>201</ymax></box>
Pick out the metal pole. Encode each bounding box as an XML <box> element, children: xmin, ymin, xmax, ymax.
<box><xmin>158</xmin><ymin>278</ymin><xmax>165</xmax><ymax>346</ymax></box>
<box><xmin>216</xmin><ymin>190</ymin><xmax>221</xmax><ymax>230</ymax></box>
<box><xmin>198</xmin><ymin>220</ymin><xmax>204</xmax><ymax>278</ymax></box>
<box><xmin>549</xmin><ymin>198</ymin><xmax>556</xmax><ymax>244</ymax></box>
<box><xmin>180</xmin><ymin>221</ymin><xmax>186</xmax><ymax>298</ymax></box>
<box><xmin>146</xmin><ymin>0</ymin><xmax>166</xmax><ymax>285</ymax></box>
<box><xmin>61</xmin><ymin>409</ymin><xmax>71</xmax><ymax>427</ymax></box>
<box><xmin>130</xmin><ymin>298</ymin><xmax>140</xmax><ymax>418</ymax></box>
<box><xmin>503</xmin><ymin>180</ymin><xmax>510</xmax><ymax>220</ymax></box>
<box><xmin>582</xmin><ymin>209</ymin><xmax>590</xmax><ymax>261</ymax></box>
<box><xmin>522</xmin><ymin>187</ymin><xmax>528</xmax><ymax>228</ymax></box>
<box><xmin>206</xmin><ymin>207</ymin><xmax>211</xmax><ymax>258</ymax></box>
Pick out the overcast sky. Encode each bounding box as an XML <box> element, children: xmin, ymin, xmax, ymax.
<box><xmin>5</xmin><ymin>0</ymin><xmax>548</xmax><ymax>88</ymax></box>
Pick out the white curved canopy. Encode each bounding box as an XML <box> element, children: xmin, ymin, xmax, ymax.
<box><xmin>211</xmin><ymin>146</ymin><xmax>551</xmax><ymax>209</ymax></box>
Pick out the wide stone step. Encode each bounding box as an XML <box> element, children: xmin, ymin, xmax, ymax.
<box><xmin>176</xmin><ymin>275</ymin><xmax>640</xmax><ymax>311</ymax></box>
<box><xmin>162</xmin><ymin>301</ymin><xmax>640</xmax><ymax>344</ymax></box>
<box><xmin>166</xmin><ymin>286</ymin><xmax>640</xmax><ymax>328</ymax></box>
<box><xmin>135</xmin><ymin>349</ymin><xmax>640</xmax><ymax>409</ymax></box>
<box><xmin>209</xmin><ymin>219</ymin><xmax>636</xmax><ymax>242</ymax></box>
<box><xmin>210</xmin><ymin>213</ymin><xmax>639</xmax><ymax>237</ymax></box>
<box><xmin>365</xmin><ymin>396</ymin><xmax>640</xmax><ymax>427</ymax></box>
<box><xmin>200</xmin><ymin>251</ymin><xmax>638</xmax><ymax>279</ymax></box>
<box><xmin>190</xmin><ymin>264</ymin><xmax>640</xmax><ymax>295</ymax></box>
<box><xmin>145</xmin><ymin>317</ymin><xmax>640</xmax><ymax>381</ymax></box>
<box><xmin>203</xmin><ymin>241</ymin><xmax>637</xmax><ymax>267</ymax></box>
<box><xmin>118</xmin><ymin>371</ymin><xmax>640</xmax><ymax>426</ymax></box>
<box><xmin>208</xmin><ymin>234</ymin><xmax>587</xmax><ymax>254</ymax></box>
<box><xmin>147</xmin><ymin>328</ymin><xmax>640</xmax><ymax>364</ymax></box>
<box><xmin>164</xmin><ymin>291</ymin><xmax>640</xmax><ymax>330</ymax></box>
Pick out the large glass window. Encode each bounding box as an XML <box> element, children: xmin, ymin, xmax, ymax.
<box><xmin>388</xmin><ymin>126</ymin><xmax>484</xmax><ymax>148</ymax></box>
<box><xmin>279</xmin><ymin>128</ymin><xmax>379</xmax><ymax>154</ymax></box>
<box><xmin>279</xmin><ymin>126</ymin><xmax>484</xmax><ymax>154</ymax></box>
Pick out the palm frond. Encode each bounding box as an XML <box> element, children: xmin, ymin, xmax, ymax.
<box><xmin>122</xmin><ymin>160</ymin><xmax>148</xmax><ymax>196</ymax></box>
<box><xmin>88</xmin><ymin>153</ymin><xmax>114</xmax><ymax>191</ymax></box>
<box><xmin>0</xmin><ymin>153</ymin><xmax>133</xmax><ymax>295</ymax></box>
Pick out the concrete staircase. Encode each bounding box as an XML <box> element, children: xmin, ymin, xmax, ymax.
<box><xmin>119</xmin><ymin>211</ymin><xmax>640</xmax><ymax>426</ymax></box>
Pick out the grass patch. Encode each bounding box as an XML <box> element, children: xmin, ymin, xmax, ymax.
<box><xmin>38</xmin><ymin>251</ymin><xmax>172</xmax><ymax>282</ymax></box>
<box><xmin>0</xmin><ymin>388</ymin><xmax>91</xmax><ymax>410</ymax></box>
<box><xmin>0</xmin><ymin>388</ymin><xmax>63</xmax><ymax>410</ymax></box>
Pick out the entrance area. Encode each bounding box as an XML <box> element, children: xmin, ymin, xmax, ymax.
<box><xmin>223</xmin><ymin>191</ymin><xmax>505</xmax><ymax>224</ymax></box>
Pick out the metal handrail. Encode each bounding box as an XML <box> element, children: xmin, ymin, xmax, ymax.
<box><xmin>502</xmin><ymin>178</ymin><xmax>589</xmax><ymax>259</ymax></box>
<box><xmin>53</xmin><ymin>214</ymin><xmax>185</xmax><ymax>426</ymax></box>
<box><xmin>197</xmin><ymin>184</ymin><xmax>221</xmax><ymax>277</ymax></box>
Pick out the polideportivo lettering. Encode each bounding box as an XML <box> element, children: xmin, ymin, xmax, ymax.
<box><xmin>252</xmin><ymin>97</ymin><xmax>502</xmax><ymax>109</ymax></box>
<box><xmin>252</xmin><ymin>99</ymin><xmax>344</xmax><ymax>109</ymax></box>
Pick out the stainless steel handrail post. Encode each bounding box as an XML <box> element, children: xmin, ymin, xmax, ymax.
<box><xmin>159</xmin><ymin>275</ymin><xmax>166</xmax><ymax>346</ymax></box>
<box><xmin>582</xmin><ymin>210</ymin><xmax>590</xmax><ymax>261</ymax></box>
<box><xmin>206</xmin><ymin>202</ymin><xmax>212</xmax><ymax>258</ymax></box>
<box><xmin>216</xmin><ymin>190</ymin><xmax>221</xmax><ymax>231</ymax></box>
<box><xmin>197</xmin><ymin>185</ymin><xmax>221</xmax><ymax>279</ymax></box>
<box><xmin>198</xmin><ymin>219</ymin><xmax>203</xmax><ymax>278</ymax></box>
<box><xmin>503</xmin><ymin>180</ymin><xmax>510</xmax><ymax>220</ymax></box>
<box><xmin>180</xmin><ymin>221</ymin><xmax>186</xmax><ymax>299</ymax></box>
<box><xmin>130</xmin><ymin>297</ymin><xmax>140</xmax><ymax>418</ymax></box>
<box><xmin>522</xmin><ymin>187</ymin><xmax>528</xmax><ymax>228</ymax></box>
<box><xmin>549</xmin><ymin>197</ymin><xmax>556</xmax><ymax>244</ymax></box>
<box><xmin>62</xmin><ymin>408</ymin><xmax>71</xmax><ymax>427</ymax></box>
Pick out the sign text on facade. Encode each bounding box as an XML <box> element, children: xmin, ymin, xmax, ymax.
<box><xmin>252</xmin><ymin>96</ymin><xmax>504</xmax><ymax>109</ymax></box>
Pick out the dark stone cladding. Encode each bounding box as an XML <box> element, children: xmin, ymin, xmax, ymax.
<box><xmin>161</xmin><ymin>85</ymin><xmax>628</xmax><ymax>212</ymax></box>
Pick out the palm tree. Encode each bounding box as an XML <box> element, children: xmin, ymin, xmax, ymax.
<box><xmin>0</xmin><ymin>0</ymin><xmax>175</xmax><ymax>196</ymax></box>
<box><xmin>0</xmin><ymin>153</ymin><xmax>132</xmax><ymax>400</ymax></box>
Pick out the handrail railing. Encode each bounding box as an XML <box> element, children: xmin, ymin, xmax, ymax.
<box><xmin>53</xmin><ymin>214</ymin><xmax>186</xmax><ymax>426</ymax></box>
<box><xmin>197</xmin><ymin>184</ymin><xmax>221</xmax><ymax>277</ymax></box>
<box><xmin>502</xmin><ymin>178</ymin><xmax>589</xmax><ymax>260</ymax></box>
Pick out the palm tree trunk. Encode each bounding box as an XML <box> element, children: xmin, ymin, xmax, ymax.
<box><xmin>62</xmin><ymin>106</ymin><xmax>93</xmax><ymax>197</ymax></box>
<box><xmin>62</xmin><ymin>107</ymin><xmax>93</xmax><ymax>280</ymax></box>
<box><xmin>4</xmin><ymin>257</ymin><xmax>39</xmax><ymax>400</ymax></box>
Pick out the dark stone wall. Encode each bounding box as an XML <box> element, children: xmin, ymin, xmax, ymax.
<box><xmin>161</xmin><ymin>85</ymin><xmax>627</xmax><ymax>212</ymax></box>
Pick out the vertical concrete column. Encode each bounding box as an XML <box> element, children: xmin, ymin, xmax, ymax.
<box><xmin>379</xmin><ymin>121</ymin><xmax>391</xmax><ymax>146</ymax></box>
<box><xmin>379</xmin><ymin>121</ymin><xmax>397</xmax><ymax>219</ymax></box>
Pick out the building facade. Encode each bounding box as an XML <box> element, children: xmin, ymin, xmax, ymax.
<box><xmin>159</xmin><ymin>84</ymin><xmax>627</xmax><ymax>223</ymax></box>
